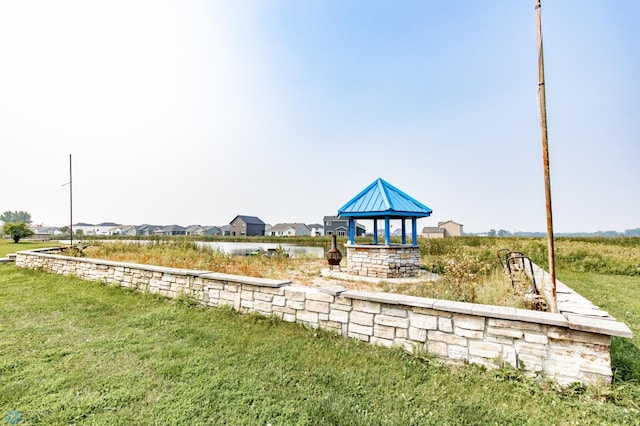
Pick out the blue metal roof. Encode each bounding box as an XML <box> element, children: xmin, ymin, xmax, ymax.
<box><xmin>338</xmin><ymin>178</ymin><xmax>433</xmax><ymax>218</ymax></box>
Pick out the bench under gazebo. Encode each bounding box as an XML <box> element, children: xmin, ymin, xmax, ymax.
<box><xmin>337</xmin><ymin>178</ymin><xmax>433</xmax><ymax>278</ymax></box>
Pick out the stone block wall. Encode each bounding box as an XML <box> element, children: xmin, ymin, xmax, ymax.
<box><xmin>346</xmin><ymin>244</ymin><xmax>421</xmax><ymax>278</ymax></box>
<box><xmin>15</xmin><ymin>248</ymin><xmax>632</xmax><ymax>386</ymax></box>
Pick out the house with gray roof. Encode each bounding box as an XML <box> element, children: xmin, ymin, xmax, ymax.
<box><xmin>421</xmin><ymin>226</ymin><xmax>445</xmax><ymax>239</ymax></box>
<box><xmin>267</xmin><ymin>223</ymin><xmax>311</xmax><ymax>237</ymax></box>
<box><xmin>159</xmin><ymin>225</ymin><xmax>187</xmax><ymax>236</ymax></box>
<box><xmin>204</xmin><ymin>226</ymin><xmax>223</xmax><ymax>236</ymax></box>
<box><xmin>229</xmin><ymin>215</ymin><xmax>265</xmax><ymax>236</ymax></box>
<box><xmin>135</xmin><ymin>224</ymin><xmax>163</xmax><ymax>236</ymax></box>
<box><xmin>323</xmin><ymin>216</ymin><xmax>366</xmax><ymax>237</ymax></box>
<box><xmin>185</xmin><ymin>225</ymin><xmax>206</xmax><ymax>236</ymax></box>
<box><xmin>421</xmin><ymin>221</ymin><xmax>463</xmax><ymax>238</ymax></box>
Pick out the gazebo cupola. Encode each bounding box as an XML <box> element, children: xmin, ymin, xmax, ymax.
<box><xmin>337</xmin><ymin>178</ymin><xmax>433</xmax><ymax>278</ymax></box>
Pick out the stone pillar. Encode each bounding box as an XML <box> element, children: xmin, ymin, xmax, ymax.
<box><xmin>346</xmin><ymin>244</ymin><xmax>421</xmax><ymax>278</ymax></box>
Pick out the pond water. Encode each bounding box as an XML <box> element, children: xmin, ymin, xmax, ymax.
<box><xmin>196</xmin><ymin>242</ymin><xmax>325</xmax><ymax>259</ymax></box>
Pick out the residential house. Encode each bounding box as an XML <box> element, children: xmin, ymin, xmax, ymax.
<box><xmin>31</xmin><ymin>226</ymin><xmax>62</xmax><ymax>236</ymax></box>
<box><xmin>185</xmin><ymin>225</ymin><xmax>206</xmax><ymax>236</ymax></box>
<box><xmin>119</xmin><ymin>225</ymin><xmax>138</xmax><ymax>236</ymax></box>
<box><xmin>70</xmin><ymin>222</ymin><xmax>121</xmax><ymax>236</ymax></box>
<box><xmin>135</xmin><ymin>224</ymin><xmax>163</xmax><ymax>236</ymax></box>
<box><xmin>421</xmin><ymin>220</ymin><xmax>464</xmax><ymax>239</ymax></box>
<box><xmin>29</xmin><ymin>226</ymin><xmax>62</xmax><ymax>241</ymax></box>
<box><xmin>229</xmin><ymin>215</ymin><xmax>265</xmax><ymax>236</ymax></box>
<box><xmin>267</xmin><ymin>223</ymin><xmax>311</xmax><ymax>237</ymax></box>
<box><xmin>323</xmin><ymin>216</ymin><xmax>366</xmax><ymax>237</ymax></box>
<box><xmin>107</xmin><ymin>225</ymin><xmax>133</xmax><ymax>236</ymax></box>
<box><xmin>159</xmin><ymin>225</ymin><xmax>187</xmax><ymax>236</ymax></box>
<box><xmin>439</xmin><ymin>220</ymin><xmax>464</xmax><ymax>237</ymax></box>
<box><xmin>308</xmin><ymin>224</ymin><xmax>323</xmax><ymax>237</ymax></box>
<box><xmin>72</xmin><ymin>223</ymin><xmax>96</xmax><ymax>236</ymax></box>
<box><xmin>421</xmin><ymin>226</ymin><xmax>446</xmax><ymax>239</ymax></box>
<box><xmin>94</xmin><ymin>222</ymin><xmax>120</xmax><ymax>236</ymax></box>
<box><xmin>204</xmin><ymin>226</ymin><xmax>223</xmax><ymax>236</ymax></box>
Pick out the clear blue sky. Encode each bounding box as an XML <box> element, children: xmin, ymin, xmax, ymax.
<box><xmin>1</xmin><ymin>1</ymin><xmax>638</xmax><ymax>233</ymax></box>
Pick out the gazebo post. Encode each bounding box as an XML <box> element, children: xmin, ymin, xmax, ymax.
<box><xmin>401</xmin><ymin>219</ymin><xmax>407</xmax><ymax>244</ymax></box>
<box><xmin>373</xmin><ymin>219</ymin><xmax>378</xmax><ymax>244</ymax></box>
<box><xmin>411</xmin><ymin>217</ymin><xmax>417</xmax><ymax>246</ymax></box>
<box><xmin>384</xmin><ymin>215</ymin><xmax>391</xmax><ymax>245</ymax></box>
<box><xmin>348</xmin><ymin>217</ymin><xmax>355</xmax><ymax>245</ymax></box>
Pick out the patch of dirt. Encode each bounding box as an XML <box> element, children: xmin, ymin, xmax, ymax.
<box><xmin>278</xmin><ymin>258</ymin><xmax>435</xmax><ymax>293</ymax></box>
<box><xmin>276</xmin><ymin>259</ymin><xmax>381</xmax><ymax>292</ymax></box>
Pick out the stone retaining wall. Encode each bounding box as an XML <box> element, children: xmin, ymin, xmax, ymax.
<box><xmin>15</xmin><ymin>248</ymin><xmax>633</xmax><ymax>386</ymax></box>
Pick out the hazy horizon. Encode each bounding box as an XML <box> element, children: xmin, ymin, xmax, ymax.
<box><xmin>2</xmin><ymin>2</ymin><xmax>638</xmax><ymax>234</ymax></box>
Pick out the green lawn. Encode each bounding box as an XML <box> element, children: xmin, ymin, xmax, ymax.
<box><xmin>1</xmin><ymin>265</ymin><xmax>639</xmax><ymax>425</ymax></box>
<box><xmin>0</xmin><ymin>240</ymin><xmax>61</xmax><ymax>257</ymax></box>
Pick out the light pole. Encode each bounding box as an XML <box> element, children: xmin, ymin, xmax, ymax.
<box><xmin>62</xmin><ymin>154</ymin><xmax>73</xmax><ymax>246</ymax></box>
<box><xmin>535</xmin><ymin>0</ymin><xmax>557</xmax><ymax>312</ymax></box>
<box><xmin>69</xmin><ymin>154</ymin><xmax>73</xmax><ymax>246</ymax></box>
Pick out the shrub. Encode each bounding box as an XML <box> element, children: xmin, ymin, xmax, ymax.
<box><xmin>3</xmin><ymin>221</ymin><xmax>33</xmax><ymax>243</ymax></box>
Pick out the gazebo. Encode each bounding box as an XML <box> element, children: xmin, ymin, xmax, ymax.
<box><xmin>337</xmin><ymin>178</ymin><xmax>433</xmax><ymax>278</ymax></box>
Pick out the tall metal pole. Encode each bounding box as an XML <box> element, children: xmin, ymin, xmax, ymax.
<box><xmin>69</xmin><ymin>154</ymin><xmax>73</xmax><ymax>246</ymax></box>
<box><xmin>535</xmin><ymin>0</ymin><xmax>558</xmax><ymax>313</ymax></box>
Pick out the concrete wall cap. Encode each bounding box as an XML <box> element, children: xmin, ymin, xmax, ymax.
<box><xmin>471</xmin><ymin>304</ymin><xmax>519</xmax><ymax>321</ymax></box>
<box><xmin>432</xmin><ymin>299</ymin><xmax>475</xmax><ymax>315</ymax></box>
<box><xmin>515</xmin><ymin>309</ymin><xmax>569</xmax><ymax>327</ymax></box>
<box><xmin>199</xmin><ymin>272</ymin><xmax>290</xmax><ymax>288</ymax></box>
<box><xmin>318</xmin><ymin>285</ymin><xmax>348</xmax><ymax>296</ymax></box>
<box><xmin>19</xmin><ymin>249</ymin><xmax>210</xmax><ymax>276</ymax></box>
<box><xmin>565</xmin><ymin>313</ymin><xmax>634</xmax><ymax>338</ymax></box>
<box><xmin>341</xmin><ymin>290</ymin><xmax>404</xmax><ymax>305</ymax></box>
<box><xmin>396</xmin><ymin>295</ymin><xmax>437</xmax><ymax>309</ymax></box>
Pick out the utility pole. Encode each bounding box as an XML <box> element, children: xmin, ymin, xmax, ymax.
<box><xmin>535</xmin><ymin>0</ymin><xmax>558</xmax><ymax>313</ymax></box>
<box><xmin>69</xmin><ymin>154</ymin><xmax>73</xmax><ymax>246</ymax></box>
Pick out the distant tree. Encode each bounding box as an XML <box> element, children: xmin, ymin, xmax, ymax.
<box><xmin>59</xmin><ymin>226</ymin><xmax>70</xmax><ymax>235</ymax></box>
<box><xmin>487</xmin><ymin>229</ymin><xmax>496</xmax><ymax>237</ymax></box>
<box><xmin>0</xmin><ymin>210</ymin><xmax>32</xmax><ymax>225</ymax></box>
<box><xmin>3</xmin><ymin>222</ymin><xmax>34</xmax><ymax>243</ymax></box>
<box><xmin>497</xmin><ymin>229</ymin><xmax>511</xmax><ymax>237</ymax></box>
<box><xmin>625</xmin><ymin>228</ymin><xmax>640</xmax><ymax>237</ymax></box>
<box><xmin>598</xmin><ymin>230</ymin><xmax>623</xmax><ymax>237</ymax></box>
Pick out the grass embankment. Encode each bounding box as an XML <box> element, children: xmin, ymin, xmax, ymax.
<box><xmin>1</xmin><ymin>265</ymin><xmax>639</xmax><ymax>425</ymax></box>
